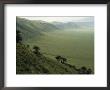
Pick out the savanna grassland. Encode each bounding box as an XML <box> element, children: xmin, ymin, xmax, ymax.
<box><xmin>16</xmin><ymin>17</ymin><xmax>94</xmax><ymax>74</ymax></box>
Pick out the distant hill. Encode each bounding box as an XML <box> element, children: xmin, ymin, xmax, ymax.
<box><xmin>52</xmin><ymin>21</ymin><xmax>94</xmax><ymax>29</ymax></box>
<box><xmin>16</xmin><ymin>17</ymin><xmax>60</xmax><ymax>41</ymax></box>
<box><xmin>17</xmin><ymin>17</ymin><xmax>94</xmax><ymax>41</ymax></box>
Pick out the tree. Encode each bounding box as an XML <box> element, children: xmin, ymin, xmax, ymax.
<box><xmin>33</xmin><ymin>46</ymin><xmax>41</xmax><ymax>55</ymax></box>
<box><xmin>61</xmin><ymin>57</ymin><xmax>67</xmax><ymax>64</ymax></box>
<box><xmin>87</xmin><ymin>68</ymin><xmax>92</xmax><ymax>74</ymax></box>
<box><xmin>79</xmin><ymin>66</ymin><xmax>87</xmax><ymax>74</ymax></box>
<box><xmin>27</xmin><ymin>45</ymin><xmax>30</xmax><ymax>48</ymax></box>
<box><xmin>16</xmin><ymin>30</ymin><xmax>22</xmax><ymax>43</ymax></box>
<box><xmin>55</xmin><ymin>56</ymin><xmax>62</xmax><ymax>62</ymax></box>
<box><xmin>55</xmin><ymin>56</ymin><xmax>67</xmax><ymax>64</ymax></box>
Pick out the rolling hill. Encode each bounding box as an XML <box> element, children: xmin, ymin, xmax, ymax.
<box><xmin>16</xmin><ymin>17</ymin><xmax>60</xmax><ymax>41</ymax></box>
<box><xmin>52</xmin><ymin>21</ymin><xmax>94</xmax><ymax>30</ymax></box>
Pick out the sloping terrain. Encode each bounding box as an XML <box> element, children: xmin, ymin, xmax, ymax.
<box><xmin>16</xmin><ymin>43</ymin><xmax>78</xmax><ymax>74</ymax></box>
<box><xmin>16</xmin><ymin>17</ymin><xmax>59</xmax><ymax>41</ymax></box>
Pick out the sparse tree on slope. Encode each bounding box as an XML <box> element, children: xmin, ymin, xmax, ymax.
<box><xmin>55</xmin><ymin>56</ymin><xmax>62</xmax><ymax>62</ymax></box>
<box><xmin>55</xmin><ymin>56</ymin><xmax>67</xmax><ymax>64</ymax></box>
<box><xmin>33</xmin><ymin>46</ymin><xmax>41</xmax><ymax>55</ymax></box>
<box><xmin>61</xmin><ymin>57</ymin><xmax>67</xmax><ymax>64</ymax></box>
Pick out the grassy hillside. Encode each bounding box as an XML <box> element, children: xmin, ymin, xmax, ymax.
<box><xmin>16</xmin><ymin>43</ymin><xmax>79</xmax><ymax>74</ymax></box>
<box><xmin>16</xmin><ymin>17</ymin><xmax>59</xmax><ymax>41</ymax></box>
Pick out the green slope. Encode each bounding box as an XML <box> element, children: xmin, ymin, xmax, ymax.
<box><xmin>16</xmin><ymin>43</ymin><xmax>78</xmax><ymax>74</ymax></box>
<box><xmin>16</xmin><ymin>17</ymin><xmax>59</xmax><ymax>41</ymax></box>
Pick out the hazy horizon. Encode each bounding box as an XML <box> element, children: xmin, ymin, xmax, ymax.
<box><xmin>18</xmin><ymin>16</ymin><xmax>94</xmax><ymax>23</ymax></box>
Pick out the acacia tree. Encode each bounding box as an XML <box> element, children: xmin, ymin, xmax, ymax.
<box><xmin>61</xmin><ymin>57</ymin><xmax>67</xmax><ymax>64</ymax></box>
<box><xmin>33</xmin><ymin>46</ymin><xmax>41</xmax><ymax>55</ymax></box>
<box><xmin>55</xmin><ymin>56</ymin><xmax>67</xmax><ymax>64</ymax></box>
<box><xmin>55</xmin><ymin>56</ymin><xmax>62</xmax><ymax>62</ymax></box>
<box><xmin>16</xmin><ymin>30</ymin><xmax>22</xmax><ymax>43</ymax></box>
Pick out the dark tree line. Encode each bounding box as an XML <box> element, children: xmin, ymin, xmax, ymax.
<box><xmin>16</xmin><ymin>30</ymin><xmax>41</xmax><ymax>56</ymax></box>
<box><xmin>16</xmin><ymin>30</ymin><xmax>22</xmax><ymax>43</ymax></box>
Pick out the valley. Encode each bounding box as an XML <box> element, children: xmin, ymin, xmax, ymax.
<box><xmin>24</xmin><ymin>29</ymin><xmax>94</xmax><ymax>71</ymax></box>
<box><xmin>16</xmin><ymin>17</ymin><xmax>94</xmax><ymax>74</ymax></box>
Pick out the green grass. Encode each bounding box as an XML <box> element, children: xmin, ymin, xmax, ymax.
<box><xmin>24</xmin><ymin>28</ymin><xmax>94</xmax><ymax>71</ymax></box>
<box><xmin>16</xmin><ymin>43</ymin><xmax>78</xmax><ymax>74</ymax></box>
